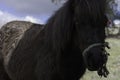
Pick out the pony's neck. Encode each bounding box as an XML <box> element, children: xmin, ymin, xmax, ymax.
<box><xmin>43</xmin><ymin>1</ymin><xmax>75</xmax><ymax>51</ymax></box>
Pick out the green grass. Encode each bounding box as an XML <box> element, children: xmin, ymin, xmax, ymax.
<box><xmin>81</xmin><ymin>38</ymin><xmax>120</xmax><ymax>80</ymax></box>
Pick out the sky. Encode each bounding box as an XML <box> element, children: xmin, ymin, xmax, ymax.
<box><xmin>0</xmin><ymin>0</ymin><xmax>120</xmax><ymax>27</ymax></box>
<box><xmin>0</xmin><ymin>0</ymin><xmax>63</xmax><ymax>27</ymax></box>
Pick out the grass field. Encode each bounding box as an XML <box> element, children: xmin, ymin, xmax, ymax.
<box><xmin>81</xmin><ymin>38</ymin><xmax>120</xmax><ymax>80</ymax></box>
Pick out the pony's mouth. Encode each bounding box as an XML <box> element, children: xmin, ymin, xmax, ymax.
<box><xmin>82</xmin><ymin>42</ymin><xmax>110</xmax><ymax>77</ymax></box>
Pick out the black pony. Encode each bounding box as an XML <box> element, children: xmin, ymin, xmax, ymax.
<box><xmin>0</xmin><ymin>0</ymin><xmax>110</xmax><ymax>80</ymax></box>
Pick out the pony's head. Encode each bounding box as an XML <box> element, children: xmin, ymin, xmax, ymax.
<box><xmin>71</xmin><ymin>0</ymin><xmax>109</xmax><ymax>73</ymax></box>
<box><xmin>45</xmin><ymin>0</ymin><xmax>109</xmax><ymax>77</ymax></box>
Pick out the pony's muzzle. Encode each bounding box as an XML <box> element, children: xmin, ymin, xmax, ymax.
<box><xmin>82</xmin><ymin>42</ymin><xmax>110</xmax><ymax>71</ymax></box>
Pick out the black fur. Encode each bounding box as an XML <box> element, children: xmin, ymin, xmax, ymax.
<box><xmin>0</xmin><ymin>0</ymin><xmax>108</xmax><ymax>80</ymax></box>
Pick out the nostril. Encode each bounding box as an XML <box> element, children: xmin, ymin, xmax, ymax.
<box><xmin>101</xmin><ymin>47</ymin><xmax>105</xmax><ymax>51</ymax></box>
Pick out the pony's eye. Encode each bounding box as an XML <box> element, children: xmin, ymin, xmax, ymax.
<box><xmin>106</xmin><ymin>20</ymin><xmax>112</xmax><ymax>27</ymax></box>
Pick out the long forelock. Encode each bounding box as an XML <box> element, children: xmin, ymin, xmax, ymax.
<box><xmin>43</xmin><ymin>0</ymin><xmax>107</xmax><ymax>51</ymax></box>
<box><xmin>75</xmin><ymin>0</ymin><xmax>106</xmax><ymax>23</ymax></box>
<box><xmin>44</xmin><ymin>1</ymin><xmax>74</xmax><ymax>51</ymax></box>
